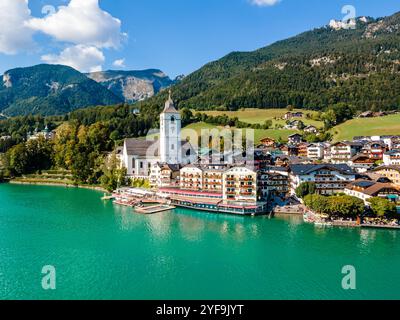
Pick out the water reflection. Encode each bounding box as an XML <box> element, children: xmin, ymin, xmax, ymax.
<box><xmin>113</xmin><ymin>205</ymin><xmax>265</xmax><ymax>243</ymax></box>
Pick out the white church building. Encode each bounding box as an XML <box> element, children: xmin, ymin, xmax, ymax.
<box><xmin>121</xmin><ymin>92</ymin><xmax>197</xmax><ymax>178</ymax></box>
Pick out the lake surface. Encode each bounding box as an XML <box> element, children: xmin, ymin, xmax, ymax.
<box><xmin>0</xmin><ymin>184</ymin><xmax>399</xmax><ymax>300</ymax></box>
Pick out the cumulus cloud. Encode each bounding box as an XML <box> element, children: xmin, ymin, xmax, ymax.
<box><xmin>26</xmin><ymin>0</ymin><xmax>125</xmax><ymax>49</ymax></box>
<box><xmin>112</xmin><ymin>58</ymin><xmax>126</xmax><ymax>68</ymax></box>
<box><xmin>41</xmin><ymin>45</ymin><xmax>105</xmax><ymax>73</ymax></box>
<box><xmin>0</xmin><ymin>0</ymin><xmax>35</xmax><ymax>54</ymax></box>
<box><xmin>250</xmin><ymin>0</ymin><xmax>281</xmax><ymax>6</ymax></box>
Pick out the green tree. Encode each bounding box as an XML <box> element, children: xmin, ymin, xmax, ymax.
<box><xmin>304</xmin><ymin>194</ymin><xmax>329</xmax><ymax>214</ymax></box>
<box><xmin>296</xmin><ymin>182</ymin><xmax>316</xmax><ymax>199</ymax></box>
<box><xmin>6</xmin><ymin>144</ymin><xmax>29</xmax><ymax>176</ymax></box>
<box><xmin>369</xmin><ymin>197</ymin><xmax>398</xmax><ymax>218</ymax></box>
<box><xmin>100</xmin><ymin>153</ymin><xmax>127</xmax><ymax>192</ymax></box>
<box><xmin>326</xmin><ymin>195</ymin><xmax>365</xmax><ymax>218</ymax></box>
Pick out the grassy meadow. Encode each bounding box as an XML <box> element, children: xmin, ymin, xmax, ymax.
<box><xmin>332</xmin><ymin>114</ymin><xmax>400</xmax><ymax>141</ymax></box>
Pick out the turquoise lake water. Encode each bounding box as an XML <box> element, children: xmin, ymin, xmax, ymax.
<box><xmin>0</xmin><ymin>184</ymin><xmax>399</xmax><ymax>300</ymax></box>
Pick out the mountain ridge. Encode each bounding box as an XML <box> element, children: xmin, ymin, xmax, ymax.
<box><xmin>87</xmin><ymin>69</ymin><xmax>176</xmax><ymax>103</ymax></box>
<box><xmin>137</xmin><ymin>11</ymin><xmax>400</xmax><ymax>113</ymax></box>
<box><xmin>0</xmin><ymin>64</ymin><xmax>123</xmax><ymax>116</ymax></box>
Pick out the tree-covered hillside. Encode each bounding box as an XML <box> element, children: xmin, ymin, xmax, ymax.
<box><xmin>0</xmin><ymin>64</ymin><xmax>123</xmax><ymax>116</ymax></box>
<box><xmin>138</xmin><ymin>12</ymin><xmax>400</xmax><ymax>113</ymax></box>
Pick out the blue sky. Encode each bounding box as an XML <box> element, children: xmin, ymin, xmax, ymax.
<box><xmin>0</xmin><ymin>0</ymin><xmax>399</xmax><ymax>77</ymax></box>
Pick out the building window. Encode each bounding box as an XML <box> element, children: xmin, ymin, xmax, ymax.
<box><xmin>140</xmin><ymin>162</ymin><xmax>144</xmax><ymax>169</ymax></box>
<box><xmin>171</xmin><ymin>144</ymin><xmax>175</xmax><ymax>150</ymax></box>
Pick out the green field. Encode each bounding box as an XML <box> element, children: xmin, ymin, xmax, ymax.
<box><xmin>183</xmin><ymin>122</ymin><xmax>296</xmax><ymax>143</ymax></box>
<box><xmin>332</xmin><ymin>114</ymin><xmax>400</xmax><ymax>141</ymax></box>
<box><xmin>197</xmin><ymin>108</ymin><xmax>323</xmax><ymax>128</ymax></box>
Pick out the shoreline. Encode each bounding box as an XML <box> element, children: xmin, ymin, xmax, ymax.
<box><xmin>8</xmin><ymin>180</ymin><xmax>107</xmax><ymax>193</ymax></box>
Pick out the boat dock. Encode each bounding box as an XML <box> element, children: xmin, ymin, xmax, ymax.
<box><xmin>135</xmin><ymin>204</ymin><xmax>176</xmax><ymax>214</ymax></box>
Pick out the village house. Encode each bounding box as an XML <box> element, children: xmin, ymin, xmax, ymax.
<box><xmin>289</xmin><ymin>164</ymin><xmax>356</xmax><ymax>196</ymax></box>
<box><xmin>344</xmin><ymin>180</ymin><xmax>400</xmax><ymax>204</ymax></box>
<box><xmin>361</xmin><ymin>141</ymin><xmax>387</xmax><ymax>160</ymax></box>
<box><xmin>223</xmin><ymin>166</ymin><xmax>258</xmax><ymax>203</ymax></box>
<box><xmin>284</xmin><ymin>112</ymin><xmax>303</xmax><ymax>120</ymax></box>
<box><xmin>307</xmin><ymin>143</ymin><xmax>325</xmax><ymax>160</ymax></box>
<box><xmin>28</xmin><ymin>126</ymin><xmax>56</xmax><ymax>141</ymax></box>
<box><xmin>303</xmin><ymin>125</ymin><xmax>318</xmax><ymax>134</ymax></box>
<box><xmin>348</xmin><ymin>154</ymin><xmax>375</xmax><ymax>173</ymax></box>
<box><xmin>150</xmin><ymin>163</ymin><xmax>181</xmax><ymax>188</ymax></box>
<box><xmin>258</xmin><ymin>169</ymin><xmax>290</xmax><ymax>199</ymax></box>
<box><xmin>373</xmin><ymin>166</ymin><xmax>400</xmax><ymax>186</ymax></box>
<box><xmin>260</xmin><ymin>137</ymin><xmax>276</xmax><ymax>148</ymax></box>
<box><xmin>383</xmin><ymin>150</ymin><xmax>400</xmax><ymax>166</ymax></box>
<box><xmin>297</xmin><ymin>142</ymin><xmax>310</xmax><ymax>158</ymax></box>
<box><xmin>288</xmin><ymin>133</ymin><xmax>303</xmax><ymax>145</ymax></box>
<box><xmin>330</xmin><ymin>141</ymin><xmax>363</xmax><ymax>164</ymax></box>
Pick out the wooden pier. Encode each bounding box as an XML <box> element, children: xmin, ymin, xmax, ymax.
<box><xmin>135</xmin><ymin>204</ymin><xmax>176</xmax><ymax>214</ymax></box>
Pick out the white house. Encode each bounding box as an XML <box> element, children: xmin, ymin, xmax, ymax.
<box><xmin>383</xmin><ymin>150</ymin><xmax>400</xmax><ymax>166</ymax></box>
<box><xmin>307</xmin><ymin>143</ymin><xmax>324</xmax><ymax>160</ymax></box>
<box><xmin>289</xmin><ymin>164</ymin><xmax>356</xmax><ymax>196</ymax></box>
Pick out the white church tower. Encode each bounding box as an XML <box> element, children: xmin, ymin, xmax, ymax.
<box><xmin>160</xmin><ymin>90</ymin><xmax>181</xmax><ymax>164</ymax></box>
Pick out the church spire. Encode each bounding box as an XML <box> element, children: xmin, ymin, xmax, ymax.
<box><xmin>163</xmin><ymin>89</ymin><xmax>178</xmax><ymax>113</ymax></box>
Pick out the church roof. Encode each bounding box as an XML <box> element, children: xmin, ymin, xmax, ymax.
<box><xmin>125</xmin><ymin>139</ymin><xmax>159</xmax><ymax>157</ymax></box>
<box><xmin>124</xmin><ymin>139</ymin><xmax>195</xmax><ymax>157</ymax></box>
<box><xmin>163</xmin><ymin>90</ymin><xmax>179</xmax><ymax>114</ymax></box>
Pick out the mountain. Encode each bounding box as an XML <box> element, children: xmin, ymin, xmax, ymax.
<box><xmin>138</xmin><ymin>12</ymin><xmax>400</xmax><ymax>113</ymax></box>
<box><xmin>0</xmin><ymin>64</ymin><xmax>123</xmax><ymax>116</ymax></box>
<box><xmin>87</xmin><ymin>69</ymin><xmax>177</xmax><ymax>103</ymax></box>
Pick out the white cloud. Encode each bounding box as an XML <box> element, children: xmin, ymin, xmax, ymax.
<box><xmin>250</xmin><ymin>0</ymin><xmax>281</xmax><ymax>6</ymax></box>
<box><xmin>112</xmin><ymin>58</ymin><xmax>126</xmax><ymax>68</ymax></box>
<box><xmin>41</xmin><ymin>45</ymin><xmax>105</xmax><ymax>73</ymax></box>
<box><xmin>26</xmin><ymin>0</ymin><xmax>126</xmax><ymax>49</ymax></box>
<box><xmin>0</xmin><ymin>0</ymin><xmax>35</xmax><ymax>54</ymax></box>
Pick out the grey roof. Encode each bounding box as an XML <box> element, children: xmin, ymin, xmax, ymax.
<box><xmin>125</xmin><ymin>139</ymin><xmax>194</xmax><ymax>157</ymax></box>
<box><xmin>125</xmin><ymin>139</ymin><xmax>159</xmax><ymax>157</ymax></box>
<box><xmin>289</xmin><ymin>164</ymin><xmax>354</xmax><ymax>176</ymax></box>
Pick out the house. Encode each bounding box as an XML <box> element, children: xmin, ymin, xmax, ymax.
<box><xmin>284</xmin><ymin>112</ymin><xmax>303</xmax><ymax>120</ymax></box>
<box><xmin>203</xmin><ymin>164</ymin><xmax>226</xmax><ymax>194</ymax></box>
<box><xmin>359</xmin><ymin>111</ymin><xmax>374</xmax><ymax>118</ymax></box>
<box><xmin>361</xmin><ymin>141</ymin><xmax>387</xmax><ymax>160</ymax></box>
<box><xmin>284</xmin><ymin>120</ymin><xmax>303</xmax><ymax>130</ymax></box>
<box><xmin>288</xmin><ymin>134</ymin><xmax>303</xmax><ymax>145</ymax></box>
<box><xmin>373</xmin><ymin>166</ymin><xmax>400</xmax><ymax>186</ymax></box>
<box><xmin>307</xmin><ymin>143</ymin><xmax>324</xmax><ymax>160</ymax></box>
<box><xmin>258</xmin><ymin>170</ymin><xmax>289</xmax><ymax>199</ymax></box>
<box><xmin>330</xmin><ymin>141</ymin><xmax>363</xmax><ymax>164</ymax></box>
<box><xmin>260</xmin><ymin>137</ymin><xmax>276</xmax><ymax>148</ymax></box>
<box><xmin>348</xmin><ymin>154</ymin><xmax>375</xmax><ymax>173</ymax></box>
<box><xmin>223</xmin><ymin>166</ymin><xmax>258</xmax><ymax>203</ymax></box>
<box><xmin>28</xmin><ymin>126</ymin><xmax>56</xmax><ymax>141</ymax></box>
<box><xmin>150</xmin><ymin>163</ymin><xmax>181</xmax><ymax>188</ymax></box>
<box><xmin>297</xmin><ymin>142</ymin><xmax>310</xmax><ymax>158</ymax></box>
<box><xmin>303</xmin><ymin>125</ymin><xmax>318</xmax><ymax>134</ymax></box>
<box><xmin>289</xmin><ymin>164</ymin><xmax>356</xmax><ymax>196</ymax></box>
<box><xmin>345</xmin><ymin>180</ymin><xmax>400</xmax><ymax>204</ymax></box>
<box><xmin>180</xmin><ymin>164</ymin><xmax>204</xmax><ymax>191</ymax></box>
<box><xmin>383</xmin><ymin>150</ymin><xmax>400</xmax><ymax>166</ymax></box>
<box><xmin>274</xmin><ymin>155</ymin><xmax>290</xmax><ymax>167</ymax></box>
